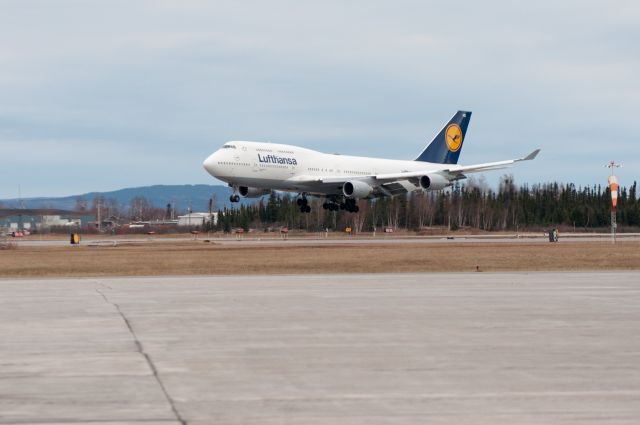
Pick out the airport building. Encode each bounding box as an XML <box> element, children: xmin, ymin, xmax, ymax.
<box><xmin>40</xmin><ymin>215</ymin><xmax>83</xmax><ymax>228</ymax></box>
<box><xmin>0</xmin><ymin>210</ymin><xmax>95</xmax><ymax>232</ymax></box>
<box><xmin>177</xmin><ymin>212</ymin><xmax>218</xmax><ymax>227</ymax></box>
<box><xmin>1</xmin><ymin>208</ymin><xmax>217</xmax><ymax>234</ymax></box>
<box><xmin>126</xmin><ymin>213</ymin><xmax>217</xmax><ymax>230</ymax></box>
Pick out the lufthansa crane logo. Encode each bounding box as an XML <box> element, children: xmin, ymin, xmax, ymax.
<box><xmin>445</xmin><ymin>124</ymin><xmax>463</xmax><ymax>152</ymax></box>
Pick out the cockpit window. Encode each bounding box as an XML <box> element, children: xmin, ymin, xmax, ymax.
<box><xmin>222</xmin><ymin>144</ymin><xmax>237</xmax><ymax>149</ymax></box>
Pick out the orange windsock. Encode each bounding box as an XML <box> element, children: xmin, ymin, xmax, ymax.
<box><xmin>608</xmin><ymin>175</ymin><xmax>619</xmax><ymax>210</ymax></box>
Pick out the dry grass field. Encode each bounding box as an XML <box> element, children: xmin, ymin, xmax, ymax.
<box><xmin>1</xmin><ymin>240</ymin><xmax>639</xmax><ymax>277</ymax></box>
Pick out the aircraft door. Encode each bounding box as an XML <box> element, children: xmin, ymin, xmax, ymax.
<box><xmin>229</xmin><ymin>152</ymin><xmax>240</xmax><ymax>177</ymax></box>
<box><xmin>290</xmin><ymin>158</ymin><xmax>297</xmax><ymax>175</ymax></box>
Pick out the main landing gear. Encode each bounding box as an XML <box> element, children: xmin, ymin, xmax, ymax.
<box><xmin>229</xmin><ymin>186</ymin><xmax>240</xmax><ymax>203</ymax></box>
<box><xmin>322</xmin><ymin>198</ymin><xmax>359</xmax><ymax>213</ymax></box>
<box><xmin>297</xmin><ymin>196</ymin><xmax>360</xmax><ymax>214</ymax></box>
<box><xmin>322</xmin><ymin>201</ymin><xmax>339</xmax><ymax>212</ymax></box>
<box><xmin>297</xmin><ymin>197</ymin><xmax>311</xmax><ymax>213</ymax></box>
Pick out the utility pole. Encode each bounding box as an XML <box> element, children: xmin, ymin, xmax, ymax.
<box><xmin>97</xmin><ymin>198</ymin><xmax>102</xmax><ymax>233</ymax></box>
<box><xmin>208</xmin><ymin>197</ymin><xmax>213</xmax><ymax>232</ymax></box>
<box><xmin>17</xmin><ymin>184</ymin><xmax>23</xmax><ymax>231</ymax></box>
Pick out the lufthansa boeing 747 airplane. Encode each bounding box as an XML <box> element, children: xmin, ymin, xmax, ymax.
<box><xmin>203</xmin><ymin>111</ymin><xmax>539</xmax><ymax>213</ymax></box>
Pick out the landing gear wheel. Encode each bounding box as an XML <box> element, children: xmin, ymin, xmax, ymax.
<box><xmin>297</xmin><ymin>196</ymin><xmax>310</xmax><ymax>212</ymax></box>
<box><xmin>230</xmin><ymin>194</ymin><xmax>240</xmax><ymax>203</ymax></box>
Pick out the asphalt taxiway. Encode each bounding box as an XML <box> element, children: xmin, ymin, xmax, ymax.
<box><xmin>12</xmin><ymin>232</ymin><xmax>640</xmax><ymax>247</ymax></box>
<box><xmin>1</xmin><ymin>272</ymin><xmax>639</xmax><ymax>424</ymax></box>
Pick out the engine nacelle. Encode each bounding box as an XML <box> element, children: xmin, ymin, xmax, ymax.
<box><xmin>342</xmin><ymin>181</ymin><xmax>373</xmax><ymax>198</ymax></box>
<box><xmin>239</xmin><ymin>186</ymin><xmax>270</xmax><ymax>198</ymax></box>
<box><xmin>419</xmin><ymin>174</ymin><xmax>451</xmax><ymax>191</ymax></box>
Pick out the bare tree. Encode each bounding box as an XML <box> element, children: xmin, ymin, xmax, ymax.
<box><xmin>209</xmin><ymin>194</ymin><xmax>217</xmax><ymax>214</ymax></box>
<box><xmin>351</xmin><ymin>199</ymin><xmax>369</xmax><ymax>233</ymax></box>
<box><xmin>129</xmin><ymin>197</ymin><xmax>156</xmax><ymax>221</ymax></box>
<box><xmin>387</xmin><ymin>198</ymin><xmax>401</xmax><ymax>229</ymax></box>
<box><xmin>104</xmin><ymin>198</ymin><xmax>121</xmax><ymax>220</ymax></box>
<box><xmin>75</xmin><ymin>197</ymin><xmax>87</xmax><ymax>212</ymax></box>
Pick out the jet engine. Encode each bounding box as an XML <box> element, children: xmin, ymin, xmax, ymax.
<box><xmin>342</xmin><ymin>181</ymin><xmax>373</xmax><ymax>198</ymax></box>
<box><xmin>239</xmin><ymin>186</ymin><xmax>270</xmax><ymax>198</ymax></box>
<box><xmin>419</xmin><ymin>174</ymin><xmax>451</xmax><ymax>191</ymax></box>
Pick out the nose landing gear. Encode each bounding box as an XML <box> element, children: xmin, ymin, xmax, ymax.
<box><xmin>229</xmin><ymin>186</ymin><xmax>240</xmax><ymax>203</ymax></box>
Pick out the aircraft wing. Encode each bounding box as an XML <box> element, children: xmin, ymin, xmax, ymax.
<box><xmin>287</xmin><ymin>149</ymin><xmax>540</xmax><ymax>197</ymax></box>
<box><xmin>443</xmin><ymin>148</ymin><xmax>540</xmax><ymax>178</ymax></box>
<box><xmin>371</xmin><ymin>149</ymin><xmax>540</xmax><ymax>183</ymax></box>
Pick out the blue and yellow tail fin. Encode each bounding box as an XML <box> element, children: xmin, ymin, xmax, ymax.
<box><xmin>415</xmin><ymin>111</ymin><xmax>472</xmax><ymax>164</ymax></box>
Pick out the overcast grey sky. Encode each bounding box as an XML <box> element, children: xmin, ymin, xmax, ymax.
<box><xmin>1</xmin><ymin>0</ymin><xmax>638</xmax><ymax>198</ymax></box>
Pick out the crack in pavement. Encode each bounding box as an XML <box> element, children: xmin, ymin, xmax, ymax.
<box><xmin>95</xmin><ymin>283</ymin><xmax>187</xmax><ymax>425</ymax></box>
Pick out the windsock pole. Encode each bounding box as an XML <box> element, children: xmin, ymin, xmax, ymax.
<box><xmin>605</xmin><ymin>161</ymin><xmax>621</xmax><ymax>244</ymax></box>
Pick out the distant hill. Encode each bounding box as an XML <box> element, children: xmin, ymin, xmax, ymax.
<box><xmin>0</xmin><ymin>184</ymin><xmax>258</xmax><ymax>212</ymax></box>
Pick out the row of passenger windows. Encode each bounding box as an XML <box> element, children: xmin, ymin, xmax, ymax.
<box><xmin>218</xmin><ymin>161</ymin><xmax>289</xmax><ymax>169</ymax></box>
<box><xmin>307</xmin><ymin>167</ymin><xmax>370</xmax><ymax>175</ymax></box>
<box><xmin>218</xmin><ymin>161</ymin><xmax>370</xmax><ymax>174</ymax></box>
<box><xmin>224</xmin><ymin>145</ymin><xmax>296</xmax><ymax>154</ymax></box>
<box><xmin>308</xmin><ymin>167</ymin><xmax>334</xmax><ymax>172</ymax></box>
<box><xmin>255</xmin><ymin>148</ymin><xmax>296</xmax><ymax>154</ymax></box>
<box><xmin>218</xmin><ymin>161</ymin><xmax>250</xmax><ymax>166</ymax></box>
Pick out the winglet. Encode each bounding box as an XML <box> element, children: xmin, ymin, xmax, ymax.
<box><xmin>522</xmin><ymin>149</ymin><xmax>540</xmax><ymax>161</ymax></box>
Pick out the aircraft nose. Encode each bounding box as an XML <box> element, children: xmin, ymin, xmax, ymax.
<box><xmin>203</xmin><ymin>152</ymin><xmax>218</xmax><ymax>176</ymax></box>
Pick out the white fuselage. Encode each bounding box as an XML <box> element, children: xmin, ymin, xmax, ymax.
<box><xmin>203</xmin><ymin>140</ymin><xmax>448</xmax><ymax>196</ymax></box>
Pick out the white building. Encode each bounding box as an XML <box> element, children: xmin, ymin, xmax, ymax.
<box><xmin>38</xmin><ymin>215</ymin><xmax>81</xmax><ymax>229</ymax></box>
<box><xmin>177</xmin><ymin>212</ymin><xmax>218</xmax><ymax>227</ymax></box>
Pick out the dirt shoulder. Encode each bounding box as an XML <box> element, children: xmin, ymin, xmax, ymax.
<box><xmin>2</xmin><ymin>240</ymin><xmax>639</xmax><ymax>278</ymax></box>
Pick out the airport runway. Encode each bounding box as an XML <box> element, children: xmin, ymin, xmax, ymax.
<box><xmin>1</xmin><ymin>272</ymin><xmax>639</xmax><ymax>424</ymax></box>
<box><xmin>12</xmin><ymin>232</ymin><xmax>640</xmax><ymax>247</ymax></box>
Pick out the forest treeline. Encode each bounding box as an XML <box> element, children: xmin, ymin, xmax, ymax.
<box><xmin>213</xmin><ymin>177</ymin><xmax>640</xmax><ymax>233</ymax></box>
